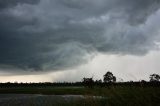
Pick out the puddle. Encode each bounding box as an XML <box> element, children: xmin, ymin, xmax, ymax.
<box><xmin>0</xmin><ymin>94</ymin><xmax>107</xmax><ymax>106</ymax></box>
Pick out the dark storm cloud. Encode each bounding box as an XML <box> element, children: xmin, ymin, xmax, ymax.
<box><xmin>0</xmin><ymin>0</ymin><xmax>40</xmax><ymax>10</ymax></box>
<box><xmin>0</xmin><ymin>0</ymin><xmax>160</xmax><ymax>71</ymax></box>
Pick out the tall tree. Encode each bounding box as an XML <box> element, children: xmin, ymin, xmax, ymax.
<box><xmin>103</xmin><ymin>71</ymin><xmax>116</xmax><ymax>83</ymax></box>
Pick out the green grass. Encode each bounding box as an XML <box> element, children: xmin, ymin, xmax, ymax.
<box><xmin>0</xmin><ymin>86</ymin><xmax>160</xmax><ymax>106</ymax></box>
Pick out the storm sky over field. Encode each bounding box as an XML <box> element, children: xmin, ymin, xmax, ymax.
<box><xmin>0</xmin><ymin>0</ymin><xmax>160</xmax><ymax>82</ymax></box>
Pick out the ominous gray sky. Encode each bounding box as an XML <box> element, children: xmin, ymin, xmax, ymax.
<box><xmin>0</xmin><ymin>0</ymin><xmax>160</xmax><ymax>82</ymax></box>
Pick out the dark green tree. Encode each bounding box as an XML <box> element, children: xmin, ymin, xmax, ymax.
<box><xmin>150</xmin><ymin>74</ymin><xmax>160</xmax><ymax>82</ymax></box>
<box><xmin>103</xmin><ymin>71</ymin><xmax>116</xmax><ymax>83</ymax></box>
<box><xmin>82</xmin><ymin>77</ymin><xmax>94</xmax><ymax>88</ymax></box>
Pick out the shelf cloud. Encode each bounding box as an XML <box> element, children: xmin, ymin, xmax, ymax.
<box><xmin>0</xmin><ymin>0</ymin><xmax>160</xmax><ymax>71</ymax></box>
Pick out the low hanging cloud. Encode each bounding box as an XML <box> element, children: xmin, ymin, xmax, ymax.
<box><xmin>0</xmin><ymin>0</ymin><xmax>160</xmax><ymax>71</ymax></box>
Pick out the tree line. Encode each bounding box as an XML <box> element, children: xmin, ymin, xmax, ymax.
<box><xmin>0</xmin><ymin>71</ymin><xmax>159</xmax><ymax>88</ymax></box>
<box><xmin>82</xmin><ymin>71</ymin><xmax>160</xmax><ymax>88</ymax></box>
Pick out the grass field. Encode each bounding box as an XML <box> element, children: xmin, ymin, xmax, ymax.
<box><xmin>0</xmin><ymin>86</ymin><xmax>160</xmax><ymax>106</ymax></box>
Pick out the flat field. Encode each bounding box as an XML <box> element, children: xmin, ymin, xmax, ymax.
<box><xmin>0</xmin><ymin>86</ymin><xmax>159</xmax><ymax>106</ymax></box>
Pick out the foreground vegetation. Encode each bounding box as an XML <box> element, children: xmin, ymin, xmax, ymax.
<box><xmin>0</xmin><ymin>72</ymin><xmax>159</xmax><ymax>105</ymax></box>
<box><xmin>0</xmin><ymin>86</ymin><xmax>160</xmax><ymax>106</ymax></box>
